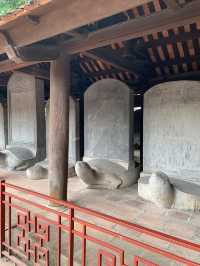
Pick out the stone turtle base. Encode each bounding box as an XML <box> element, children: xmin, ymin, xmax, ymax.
<box><xmin>138</xmin><ymin>176</ymin><xmax>200</xmax><ymax>211</ymax></box>
<box><xmin>26</xmin><ymin>159</ymin><xmax>76</xmax><ymax>180</ymax></box>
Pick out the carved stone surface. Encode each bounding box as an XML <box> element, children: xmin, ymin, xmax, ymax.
<box><xmin>5</xmin><ymin>146</ymin><xmax>36</xmax><ymax>170</ymax></box>
<box><xmin>149</xmin><ymin>172</ymin><xmax>174</xmax><ymax>208</ymax></box>
<box><xmin>26</xmin><ymin>159</ymin><xmax>48</xmax><ymax>180</ymax></box>
<box><xmin>2</xmin><ymin>72</ymin><xmax>46</xmax><ymax>170</ymax></box>
<box><xmin>143</xmin><ymin>81</ymin><xmax>200</xmax><ymax>180</ymax></box>
<box><xmin>84</xmin><ymin>79</ymin><xmax>131</xmax><ymax>167</ymax></box>
<box><xmin>138</xmin><ymin>173</ymin><xmax>200</xmax><ymax>211</ymax></box>
<box><xmin>7</xmin><ymin>72</ymin><xmax>46</xmax><ymax>158</ymax></box>
<box><xmin>75</xmin><ymin>159</ymin><xmax>139</xmax><ymax>189</ymax></box>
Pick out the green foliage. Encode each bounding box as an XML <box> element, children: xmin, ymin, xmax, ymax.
<box><xmin>0</xmin><ymin>0</ymin><xmax>32</xmax><ymax>16</ymax></box>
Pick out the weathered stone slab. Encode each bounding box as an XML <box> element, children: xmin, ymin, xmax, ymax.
<box><xmin>7</xmin><ymin>72</ymin><xmax>45</xmax><ymax>157</ymax></box>
<box><xmin>2</xmin><ymin>72</ymin><xmax>46</xmax><ymax>170</ymax></box>
<box><xmin>143</xmin><ymin>81</ymin><xmax>200</xmax><ymax>181</ymax></box>
<box><xmin>84</xmin><ymin>79</ymin><xmax>131</xmax><ymax>168</ymax></box>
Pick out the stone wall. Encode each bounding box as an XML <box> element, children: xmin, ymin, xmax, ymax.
<box><xmin>143</xmin><ymin>80</ymin><xmax>200</xmax><ymax>181</ymax></box>
<box><xmin>84</xmin><ymin>79</ymin><xmax>131</xmax><ymax>167</ymax></box>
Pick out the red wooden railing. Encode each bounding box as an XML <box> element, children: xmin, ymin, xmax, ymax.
<box><xmin>0</xmin><ymin>179</ymin><xmax>200</xmax><ymax>265</ymax></box>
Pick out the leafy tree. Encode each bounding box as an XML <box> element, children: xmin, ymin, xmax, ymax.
<box><xmin>0</xmin><ymin>0</ymin><xmax>31</xmax><ymax>16</ymax></box>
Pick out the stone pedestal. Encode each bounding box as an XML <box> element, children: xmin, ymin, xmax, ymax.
<box><xmin>138</xmin><ymin>175</ymin><xmax>200</xmax><ymax>211</ymax></box>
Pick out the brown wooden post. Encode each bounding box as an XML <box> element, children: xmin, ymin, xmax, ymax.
<box><xmin>48</xmin><ymin>54</ymin><xmax>70</xmax><ymax>201</ymax></box>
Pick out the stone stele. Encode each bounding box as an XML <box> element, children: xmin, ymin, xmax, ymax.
<box><xmin>0</xmin><ymin>72</ymin><xmax>46</xmax><ymax>170</ymax></box>
<box><xmin>143</xmin><ymin>81</ymin><xmax>200</xmax><ymax>181</ymax></box>
<box><xmin>84</xmin><ymin>79</ymin><xmax>131</xmax><ymax>168</ymax></box>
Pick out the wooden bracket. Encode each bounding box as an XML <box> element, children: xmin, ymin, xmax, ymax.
<box><xmin>0</xmin><ymin>32</ymin><xmax>22</xmax><ymax>63</ymax></box>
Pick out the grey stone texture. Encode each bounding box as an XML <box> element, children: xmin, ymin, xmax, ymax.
<box><xmin>0</xmin><ymin>103</ymin><xmax>7</xmax><ymax>150</ymax></box>
<box><xmin>84</xmin><ymin>79</ymin><xmax>131</xmax><ymax>167</ymax></box>
<box><xmin>138</xmin><ymin>173</ymin><xmax>200</xmax><ymax>211</ymax></box>
<box><xmin>149</xmin><ymin>172</ymin><xmax>174</xmax><ymax>208</ymax></box>
<box><xmin>75</xmin><ymin>159</ymin><xmax>139</xmax><ymax>189</ymax></box>
<box><xmin>5</xmin><ymin>146</ymin><xmax>36</xmax><ymax>170</ymax></box>
<box><xmin>0</xmin><ymin>72</ymin><xmax>46</xmax><ymax>170</ymax></box>
<box><xmin>7</xmin><ymin>72</ymin><xmax>46</xmax><ymax>159</ymax></box>
<box><xmin>26</xmin><ymin>159</ymin><xmax>48</xmax><ymax>180</ymax></box>
<box><xmin>143</xmin><ymin>80</ymin><xmax>200</xmax><ymax>181</ymax></box>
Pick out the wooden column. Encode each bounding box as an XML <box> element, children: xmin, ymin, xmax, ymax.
<box><xmin>48</xmin><ymin>54</ymin><xmax>70</xmax><ymax>201</ymax></box>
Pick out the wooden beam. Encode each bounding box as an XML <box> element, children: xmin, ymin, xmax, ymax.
<box><xmin>4</xmin><ymin>0</ymin><xmax>150</xmax><ymax>52</ymax></box>
<box><xmin>0</xmin><ymin>60</ymin><xmax>40</xmax><ymax>73</ymax></box>
<box><xmin>0</xmin><ymin>32</ymin><xmax>21</xmax><ymax>62</ymax></box>
<box><xmin>64</xmin><ymin>1</ymin><xmax>200</xmax><ymax>54</ymax></box>
<box><xmin>20</xmin><ymin>66</ymin><xmax>49</xmax><ymax>80</ymax></box>
<box><xmin>18</xmin><ymin>44</ymin><xmax>60</xmax><ymax>61</ymax></box>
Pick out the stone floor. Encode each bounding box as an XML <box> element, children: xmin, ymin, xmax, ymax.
<box><xmin>0</xmin><ymin>169</ymin><xmax>200</xmax><ymax>265</ymax></box>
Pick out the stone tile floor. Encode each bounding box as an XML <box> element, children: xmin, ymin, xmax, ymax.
<box><xmin>0</xmin><ymin>169</ymin><xmax>200</xmax><ymax>265</ymax></box>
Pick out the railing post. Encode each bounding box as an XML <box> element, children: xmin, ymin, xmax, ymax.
<box><xmin>68</xmin><ymin>208</ymin><xmax>74</xmax><ymax>266</ymax></box>
<box><xmin>0</xmin><ymin>180</ymin><xmax>5</xmax><ymax>257</ymax></box>
<box><xmin>134</xmin><ymin>257</ymin><xmax>139</xmax><ymax>266</ymax></box>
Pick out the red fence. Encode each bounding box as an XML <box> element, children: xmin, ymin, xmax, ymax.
<box><xmin>0</xmin><ymin>179</ymin><xmax>200</xmax><ymax>265</ymax></box>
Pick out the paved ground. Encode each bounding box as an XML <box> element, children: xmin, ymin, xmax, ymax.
<box><xmin>0</xmin><ymin>170</ymin><xmax>200</xmax><ymax>265</ymax></box>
